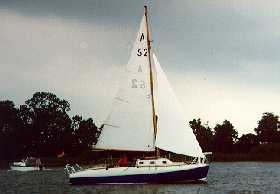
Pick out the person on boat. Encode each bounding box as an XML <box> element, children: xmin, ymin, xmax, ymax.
<box><xmin>128</xmin><ymin>157</ymin><xmax>137</xmax><ymax>167</ymax></box>
<box><xmin>36</xmin><ymin>158</ymin><xmax>43</xmax><ymax>170</ymax></box>
<box><xmin>117</xmin><ymin>155</ymin><xmax>128</xmax><ymax>167</ymax></box>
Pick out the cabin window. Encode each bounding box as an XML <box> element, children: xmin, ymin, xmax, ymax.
<box><xmin>162</xmin><ymin>161</ymin><xmax>167</xmax><ymax>164</ymax></box>
<box><xmin>139</xmin><ymin>162</ymin><xmax>144</xmax><ymax>165</ymax></box>
<box><xmin>150</xmin><ymin>161</ymin><xmax>155</xmax><ymax>164</ymax></box>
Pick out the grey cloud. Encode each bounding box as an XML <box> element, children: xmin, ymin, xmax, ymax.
<box><xmin>2</xmin><ymin>0</ymin><xmax>280</xmax><ymax>74</ymax></box>
<box><xmin>1</xmin><ymin>0</ymin><xmax>280</xmax><ymax>132</ymax></box>
<box><xmin>0</xmin><ymin>0</ymin><xmax>147</xmax><ymax>25</ymax></box>
<box><xmin>149</xmin><ymin>0</ymin><xmax>280</xmax><ymax>87</ymax></box>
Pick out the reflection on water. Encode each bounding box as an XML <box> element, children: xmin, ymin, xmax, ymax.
<box><xmin>1</xmin><ymin>162</ymin><xmax>280</xmax><ymax>194</ymax></box>
<box><xmin>68</xmin><ymin>184</ymin><xmax>206</xmax><ymax>194</ymax></box>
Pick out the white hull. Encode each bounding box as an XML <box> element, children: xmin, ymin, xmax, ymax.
<box><xmin>69</xmin><ymin>163</ymin><xmax>209</xmax><ymax>184</ymax></box>
<box><xmin>10</xmin><ymin>166</ymin><xmax>40</xmax><ymax>171</ymax></box>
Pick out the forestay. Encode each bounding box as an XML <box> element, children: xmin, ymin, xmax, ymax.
<box><xmin>94</xmin><ymin>15</ymin><xmax>155</xmax><ymax>151</ymax></box>
<box><xmin>153</xmin><ymin>54</ymin><xmax>204</xmax><ymax>158</ymax></box>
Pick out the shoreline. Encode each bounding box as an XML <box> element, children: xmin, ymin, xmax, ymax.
<box><xmin>2</xmin><ymin>153</ymin><xmax>280</xmax><ymax>169</ymax></box>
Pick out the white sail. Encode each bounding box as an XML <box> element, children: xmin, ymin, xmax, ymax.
<box><xmin>94</xmin><ymin>15</ymin><xmax>155</xmax><ymax>151</ymax></box>
<box><xmin>153</xmin><ymin>54</ymin><xmax>204</xmax><ymax>157</ymax></box>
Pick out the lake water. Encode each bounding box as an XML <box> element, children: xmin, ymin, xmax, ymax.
<box><xmin>1</xmin><ymin>162</ymin><xmax>280</xmax><ymax>194</ymax></box>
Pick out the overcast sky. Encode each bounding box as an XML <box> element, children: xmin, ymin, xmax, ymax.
<box><xmin>1</xmin><ymin>0</ymin><xmax>280</xmax><ymax>135</ymax></box>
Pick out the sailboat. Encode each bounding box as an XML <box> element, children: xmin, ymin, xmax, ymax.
<box><xmin>66</xmin><ymin>6</ymin><xmax>209</xmax><ymax>184</ymax></box>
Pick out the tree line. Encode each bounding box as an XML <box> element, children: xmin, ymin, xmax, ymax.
<box><xmin>0</xmin><ymin>92</ymin><xmax>99</xmax><ymax>160</ymax></box>
<box><xmin>190</xmin><ymin>112</ymin><xmax>280</xmax><ymax>159</ymax></box>
<box><xmin>1</xmin><ymin>91</ymin><xmax>280</xmax><ymax>161</ymax></box>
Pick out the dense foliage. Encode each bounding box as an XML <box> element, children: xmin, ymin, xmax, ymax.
<box><xmin>0</xmin><ymin>92</ymin><xmax>99</xmax><ymax>160</ymax></box>
<box><xmin>190</xmin><ymin>112</ymin><xmax>280</xmax><ymax>157</ymax></box>
<box><xmin>189</xmin><ymin>119</ymin><xmax>213</xmax><ymax>152</ymax></box>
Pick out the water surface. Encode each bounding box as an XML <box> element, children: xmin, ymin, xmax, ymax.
<box><xmin>1</xmin><ymin>162</ymin><xmax>280</xmax><ymax>194</ymax></box>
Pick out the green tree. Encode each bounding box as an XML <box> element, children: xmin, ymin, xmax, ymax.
<box><xmin>15</xmin><ymin>104</ymin><xmax>35</xmax><ymax>157</ymax></box>
<box><xmin>254</xmin><ymin>112</ymin><xmax>280</xmax><ymax>143</ymax></box>
<box><xmin>71</xmin><ymin>115</ymin><xmax>99</xmax><ymax>153</ymax></box>
<box><xmin>236</xmin><ymin>133</ymin><xmax>259</xmax><ymax>153</ymax></box>
<box><xmin>189</xmin><ymin>118</ymin><xmax>213</xmax><ymax>152</ymax></box>
<box><xmin>0</xmin><ymin>100</ymin><xmax>22</xmax><ymax>160</ymax></box>
<box><xmin>0</xmin><ymin>92</ymin><xmax>101</xmax><ymax>159</ymax></box>
<box><xmin>25</xmin><ymin>92</ymin><xmax>72</xmax><ymax>157</ymax></box>
<box><xmin>213</xmin><ymin>120</ymin><xmax>238</xmax><ymax>153</ymax></box>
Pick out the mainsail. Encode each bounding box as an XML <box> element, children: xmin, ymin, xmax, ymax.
<box><xmin>94</xmin><ymin>15</ymin><xmax>155</xmax><ymax>151</ymax></box>
<box><xmin>153</xmin><ymin>54</ymin><xmax>204</xmax><ymax>158</ymax></box>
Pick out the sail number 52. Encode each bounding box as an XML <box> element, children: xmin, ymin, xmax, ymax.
<box><xmin>131</xmin><ymin>79</ymin><xmax>145</xmax><ymax>89</ymax></box>
<box><xmin>137</xmin><ymin>48</ymin><xmax>147</xmax><ymax>57</ymax></box>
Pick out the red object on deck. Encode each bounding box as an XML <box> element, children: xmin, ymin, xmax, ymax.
<box><xmin>118</xmin><ymin>156</ymin><xmax>128</xmax><ymax>167</ymax></box>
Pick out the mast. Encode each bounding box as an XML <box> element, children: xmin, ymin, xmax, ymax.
<box><xmin>144</xmin><ymin>6</ymin><xmax>158</xmax><ymax>155</ymax></box>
